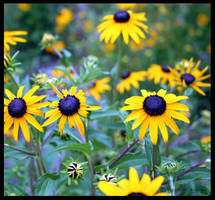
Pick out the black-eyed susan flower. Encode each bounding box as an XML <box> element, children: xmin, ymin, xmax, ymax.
<box><xmin>117</xmin><ymin>71</ymin><xmax>146</xmax><ymax>94</ymax></box>
<box><xmin>97</xmin><ymin>10</ymin><xmax>149</xmax><ymax>44</ymax></box>
<box><xmin>89</xmin><ymin>77</ymin><xmax>111</xmax><ymax>101</ymax></box>
<box><xmin>4</xmin><ymin>86</ymin><xmax>49</xmax><ymax>142</ymax></box>
<box><xmin>197</xmin><ymin>13</ymin><xmax>209</xmax><ymax>27</ymax></box>
<box><xmin>42</xmin><ymin>83</ymin><xmax>101</xmax><ymax>136</ymax></box>
<box><xmin>98</xmin><ymin>167</ymin><xmax>168</xmax><ymax>196</ymax></box>
<box><xmin>172</xmin><ymin>58</ymin><xmax>211</xmax><ymax>96</ymax></box>
<box><xmin>4</xmin><ymin>30</ymin><xmax>28</xmax><ymax>52</ymax></box>
<box><xmin>147</xmin><ymin>64</ymin><xmax>175</xmax><ymax>88</ymax></box>
<box><xmin>121</xmin><ymin>89</ymin><xmax>190</xmax><ymax>145</ymax></box>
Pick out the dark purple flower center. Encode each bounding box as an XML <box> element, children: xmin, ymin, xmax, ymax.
<box><xmin>91</xmin><ymin>82</ymin><xmax>96</xmax><ymax>88</ymax></box>
<box><xmin>143</xmin><ymin>95</ymin><xmax>166</xmax><ymax>116</ymax></box>
<box><xmin>128</xmin><ymin>193</ymin><xmax>146</xmax><ymax>196</ymax></box>
<box><xmin>59</xmin><ymin>95</ymin><xmax>80</xmax><ymax>116</ymax></box>
<box><xmin>162</xmin><ymin>65</ymin><xmax>170</xmax><ymax>73</ymax></box>
<box><xmin>181</xmin><ymin>73</ymin><xmax>195</xmax><ymax>85</ymax></box>
<box><xmin>114</xmin><ymin>11</ymin><xmax>130</xmax><ymax>23</ymax></box>
<box><xmin>120</xmin><ymin>129</ymin><xmax>126</xmax><ymax>137</ymax></box>
<box><xmin>8</xmin><ymin>98</ymin><xmax>27</xmax><ymax>118</ymax></box>
<box><xmin>121</xmin><ymin>71</ymin><xmax>131</xmax><ymax>79</ymax></box>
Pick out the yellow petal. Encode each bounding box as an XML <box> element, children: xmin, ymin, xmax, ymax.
<box><xmin>157</xmin><ymin>118</ymin><xmax>168</xmax><ymax>143</ymax></box>
<box><xmin>86</xmin><ymin>106</ymin><xmax>102</xmax><ymax>110</ymax></box>
<box><xmin>59</xmin><ymin>115</ymin><xmax>67</xmax><ymax>135</ymax></box>
<box><xmin>50</xmin><ymin>83</ymin><xmax>63</xmax><ymax>98</ymax></box>
<box><xmin>4</xmin><ymin>98</ymin><xmax>10</xmax><ymax>105</ymax></box>
<box><xmin>138</xmin><ymin>115</ymin><xmax>150</xmax><ymax>140</ymax></box>
<box><xmin>124</xmin><ymin>109</ymin><xmax>144</xmax><ymax>123</ymax></box>
<box><xmin>27</xmin><ymin>108</ymin><xmax>44</xmax><ymax>116</ymax></box>
<box><xmin>117</xmin><ymin>179</ymin><xmax>131</xmax><ymax>194</ymax></box>
<box><xmin>13</xmin><ymin>118</ymin><xmax>20</xmax><ymax>142</ymax></box>
<box><xmin>42</xmin><ymin>111</ymin><xmax>62</xmax><ymax>127</ymax></box>
<box><xmin>132</xmin><ymin>113</ymin><xmax>147</xmax><ymax>130</ymax></box>
<box><xmin>167</xmin><ymin>110</ymin><xmax>190</xmax><ymax>124</ymax></box>
<box><xmin>4</xmin><ymin>117</ymin><xmax>14</xmax><ymax>134</ymax></box>
<box><xmin>191</xmin><ymin>85</ymin><xmax>206</xmax><ymax>96</ymax></box>
<box><xmin>73</xmin><ymin>114</ymin><xmax>85</xmax><ymax>136</ymax></box>
<box><xmin>23</xmin><ymin>85</ymin><xmax>39</xmax><ymax>100</ymax></box>
<box><xmin>70</xmin><ymin>86</ymin><xmax>77</xmax><ymax>96</ymax></box>
<box><xmin>163</xmin><ymin>114</ymin><xmax>179</xmax><ymax>135</ymax></box>
<box><xmin>140</xmin><ymin>173</ymin><xmax>151</xmax><ymax>190</ymax></box>
<box><xmin>144</xmin><ymin>176</ymin><xmax>165</xmax><ymax>196</ymax></box>
<box><xmin>24</xmin><ymin>113</ymin><xmax>44</xmax><ymax>132</ymax></box>
<box><xmin>129</xmin><ymin>168</ymin><xmax>140</xmax><ymax>192</ymax></box>
<box><xmin>157</xmin><ymin>89</ymin><xmax>167</xmax><ymax>97</ymax></box>
<box><xmin>17</xmin><ymin>86</ymin><xmax>26</xmax><ymax>98</ymax></box>
<box><xmin>149</xmin><ymin>117</ymin><xmax>158</xmax><ymax>145</ymax></box>
<box><xmin>5</xmin><ymin>88</ymin><xmax>15</xmax><ymax>100</ymax></box>
<box><xmin>98</xmin><ymin>181</ymin><xmax>125</xmax><ymax>196</ymax></box>
<box><xmin>68</xmin><ymin>116</ymin><xmax>75</xmax><ymax>128</ymax></box>
<box><xmin>167</xmin><ymin>103</ymin><xmax>189</xmax><ymax>112</ymax></box>
<box><xmin>20</xmin><ymin>117</ymin><xmax>30</xmax><ymax>142</ymax></box>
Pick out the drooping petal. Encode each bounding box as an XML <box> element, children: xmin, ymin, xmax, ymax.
<box><xmin>24</xmin><ymin>113</ymin><xmax>44</xmax><ymax>132</ymax></box>
<box><xmin>20</xmin><ymin>117</ymin><xmax>30</xmax><ymax>142</ymax></box>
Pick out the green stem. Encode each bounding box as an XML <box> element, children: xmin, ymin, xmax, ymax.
<box><xmin>34</xmin><ymin>132</ymin><xmax>46</xmax><ymax>174</ymax></box>
<box><xmin>153</xmin><ymin>145</ymin><xmax>157</xmax><ymax>178</ymax></box>
<box><xmin>84</xmin><ymin>122</ymin><xmax>95</xmax><ymax>196</ymax></box>
<box><xmin>52</xmin><ymin>45</ymin><xmax>63</xmax><ymax>58</ymax></box>
<box><xmin>169</xmin><ymin>175</ymin><xmax>175</xmax><ymax>196</ymax></box>
<box><xmin>5</xmin><ymin>68</ymin><xmax>19</xmax><ymax>90</ymax></box>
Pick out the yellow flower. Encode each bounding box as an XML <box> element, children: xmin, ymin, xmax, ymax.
<box><xmin>4</xmin><ymin>31</ymin><xmax>28</xmax><ymax>52</ymax></box>
<box><xmin>55</xmin><ymin>8</ymin><xmax>74</xmax><ymax>33</ymax></box>
<box><xmin>116</xmin><ymin>3</ymin><xmax>137</xmax><ymax>10</ymax></box>
<box><xmin>89</xmin><ymin>77</ymin><xmax>111</xmax><ymax>101</ymax></box>
<box><xmin>172</xmin><ymin>58</ymin><xmax>211</xmax><ymax>96</ymax></box>
<box><xmin>17</xmin><ymin>3</ymin><xmax>31</xmax><ymax>12</ymax></box>
<box><xmin>207</xmin><ymin>44</ymin><xmax>211</xmax><ymax>53</ymax></box>
<box><xmin>51</xmin><ymin>67</ymin><xmax>75</xmax><ymax>79</ymax></box>
<box><xmin>129</xmin><ymin>39</ymin><xmax>144</xmax><ymax>51</ymax></box>
<box><xmin>42</xmin><ymin>83</ymin><xmax>101</xmax><ymax>136</ymax></box>
<box><xmin>201</xmin><ymin>135</ymin><xmax>211</xmax><ymax>144</ymax></box>
<box><xmin>4</xmin><ymin>86</ymin><xmax>49</xmax><ymax>142</ymax></box>
<box><xmin>117</xmin><ymin>71</ymin><xmax>146</xmax><ymax>94</ymax></box>
<box><xmin>147</xmin><ymin>64</ymin><xmax>175</xmax><ymax>88</ymax></box>
<box><xmin>197</xmin><ymin>13</ymin><xmax>209</xmax><ymax>26</ymax></box>
<box><xmin>155</xmin><ymin>23</ymin><xmax>164</xmax><ymax>31</ymax></box>
<box><xmin>121</xmin><ymin>89</ymin><xmax>190</xmax><ymax>145</ymax></box>
<box><xmin>97</xmin><ymin>10</ymin><xmax>149</xmax><ymax>44</ymax></box>
<box><xmin>83</xmin><ymin>20</ymin><xmax>94</xmax><ymax>33</ymax></box>
<box><xmin>98</xmin><ymin>168</ymin><xmax>168</xmax><ymax>196</ymax></box>
<box><xmin>45</xmin><ymin>41</ymin><xmax>66</xmax><ymax>55</ymax></box>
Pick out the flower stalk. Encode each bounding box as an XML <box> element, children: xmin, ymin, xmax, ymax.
<box><xmin>153</xmin><ymin>144</ymin><xmax>157</xmax><ymax>178</ymax></box>
<box><xmin>5</xmin><ymin>68</ymin><xmax>19</xmax><ymax>90</ymax></box>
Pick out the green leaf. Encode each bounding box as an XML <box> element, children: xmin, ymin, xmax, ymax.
<box><xmin>35</xmin><ymin>173</ymin><xmax>60</xmax><ymax>196</ymax></box>
<box><xmin>90</xmin><ymin>110</ymin><xmax>119</xmax><ymax>120</ymax></box>
<box><xmin>52</xmin><ymin>143</ymin><xmax>91</xmax><ymax>156</ymax></box>
<box><xmin>7</xmin><ymin>182</ymin><xmax>30</xmax><ymax>196</ymax></box>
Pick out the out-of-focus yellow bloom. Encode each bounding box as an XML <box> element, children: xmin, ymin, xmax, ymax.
<box><xmin>155</xmin><ymin>23</ymin><xmax>164</xmax><ymax>32</ymax></box>
<box><xmin>184</xmin><ymin>44</ymin><xmax>192</xmax><ymax>52</ymax></box>
<box><xmin>149</xmin><ymin>30</ymin><xmax>158</xmax><ymax>40</ymax></box>
<box><xmin>45</xmin><ymin>41</ymin><xmax>66</xmax><ymax>55</ymax></box>
<box><xmin>4</xmin><ymin>73</ymin><xmax>9</xmax><ymax>84</ymax></box>
<box><xmin>4</xmin><ymin>31</ymin><xmax>28</xmax><ymax>52</ymax></box>
<box><xmin>55</xmin><ymin>8</ymin><xmax>74</xmax><ymax>33</ymax></box>
<box><xmin>103</xmin><ymin>43</ymin><xmax>116</xmax><ymax>53</ymax></box>
<box><xmin>116</xmin><ymin>3</ymin><xmax>137</xmax><ymax>10</ymax></box>
<box><xmin>145</xmin><ymin>49</ymin><xmax>153</xmax><ymax>57</ymax></box>
<box><xmin>130</xmin><ymin>40</ymin><xmax>144</xmax><ymax>51</ymax></box>
<box><xmin>188</xmin><ymin>28</ymin><xmax>195</xmax><ymax>37</ymax></box>
<box><xmin>17</xmin><ymin>3</ymin><xmax>31</xmax><ymax>12</ymax></box>
<box><xmin>83</xmin><ymin>20</ymin><xmax>93</xmax><ymax>33</ymax></box>
<box><xmin>158</xmin><ymin>4</ymin><xmax>168</xmax><ymax>16</ymax></box>
<box><xmin>197</xmin><ymin>13</ymin><xmax>209</xmax><ymax>26</ymax></box>
<box><xmin>52</xmin><ymin>67</ymin><xmax>75</xmax><ymax>80</ymax></box>
<box><xmin>207</xmin><ymin>44</ymin><xmax>211</xmax><ymax>53</ymax></box>
<box><xmin>78</xmin><ymin>11</ymin><xmax>86</xmax><ymax>19</ymax></box>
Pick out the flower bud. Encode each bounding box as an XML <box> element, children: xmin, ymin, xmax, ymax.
<box><xmin>41</xmin><ymin>33</ymin><xmax>55</xmax><ymax>46</ymax></box>
<box><xmin>34</xmin><ymin>73</ymin><xmax>48</xmax><ymax>86</ymax></box>
<box><xmin>158</xmin><ymin>160</ymin><xmax>183</xmax><ymax>175</ymax></box>
<box><xmin>67</xmin><ymin>162</ymin><xmax>84</xmax><ymax>179</ymax></box>
<box><xmin>4</xmin><ymin>51</ymin><xmax>11</xmax><ymax>68</ymax></box>
<box><xmin>99</xmin><ymin>174</ymin><xmax>117</xmax><ymax>185</ymax></box>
